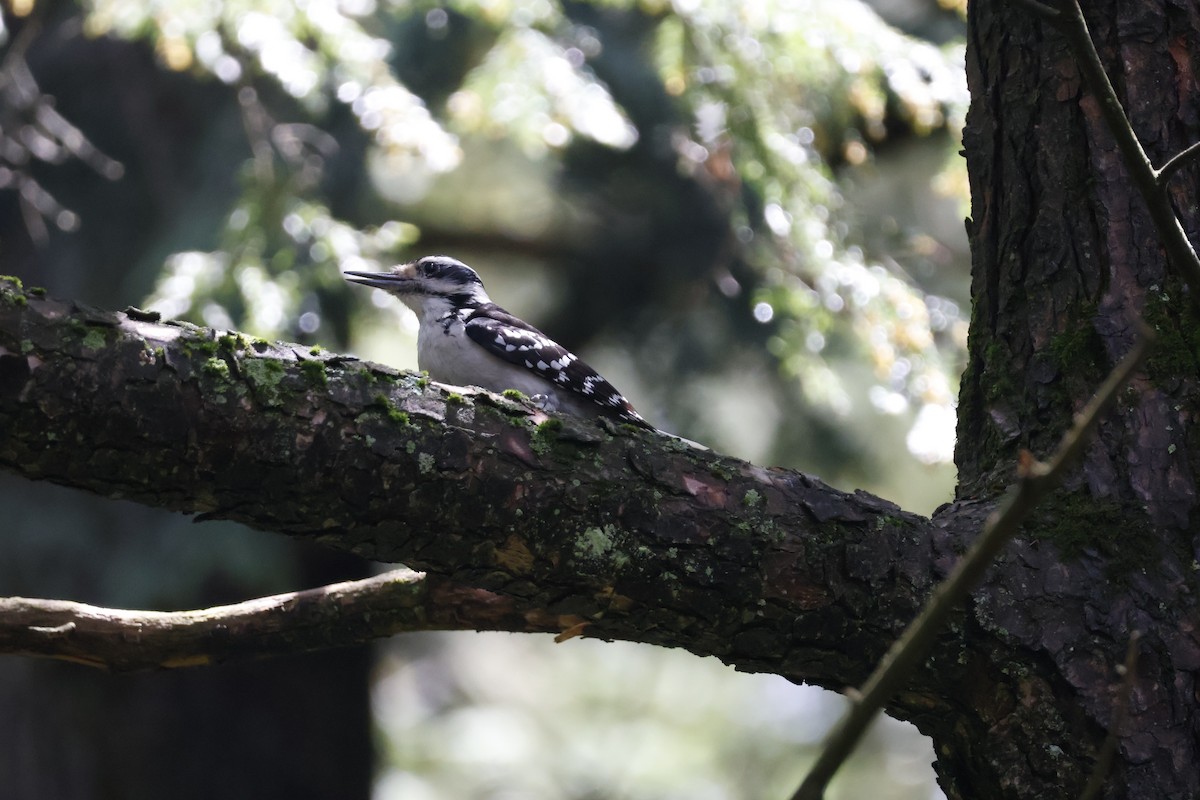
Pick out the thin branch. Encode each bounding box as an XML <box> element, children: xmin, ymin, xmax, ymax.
<box><xmin>790</xmin><ymin>331</ymin><xmax>1151</xmax><ymax>800</ymax></box>
<box><xmin>1156</xmin><ymin>140</ymin><xmax>1200</xmax><ymax>189</ymax></box>
<box><xmin>0</xmin><ymin>569</ymin><xmax>579</xmax><ymax>672</ymax></box>
<box><xmin>1043</xmin><ymin>0</ymin><xmax>1200</xmax><ymax>304</ymax></box>
<box><xmin>1079</xmin><ymin>631</ymin><xmax>1142</xmax><ymax>800</ymax></box>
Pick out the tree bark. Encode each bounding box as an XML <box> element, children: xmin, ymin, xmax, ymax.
<box><xmin>950</xmin><ymin>0</ymin><xmax>1200</xmax><ymax>798</ymax></box>
<box><xmin>957</xmin><ymin>0</ymin><xmax>1200</xmax><ymax>508</ymax></box>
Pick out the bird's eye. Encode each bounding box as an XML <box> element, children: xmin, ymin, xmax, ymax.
<box><xmin>420</xmin><ymin>261</ymin><xmax>440</xmax><ymax>278</ymax></box>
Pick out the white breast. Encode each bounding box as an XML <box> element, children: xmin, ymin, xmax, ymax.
<box><xmin>417</xmin><ymin>312</ymin><xmax>556</xmax><ymax>399</ymax></box>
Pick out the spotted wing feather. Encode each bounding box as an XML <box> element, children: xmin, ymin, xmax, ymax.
<box><xmin>464</xmin><ymin>304</ymin><xmax>650</xmax><ymax>428</ymax></box>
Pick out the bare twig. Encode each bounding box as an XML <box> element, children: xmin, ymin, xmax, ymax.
<box><xmin>1156</xmin><ymin>140</ymin><xmax>1200</xmax><ymax>189</ymax></box>
<box><xmin>790</xmin><ymin>332</ymin><xmax>1151</xmax><ymax>800</ymax></box>
<box><xmin>0</xmin><ymin>569</ymin><xmax>581</xmax><ymax>672</ymax></box>
<box><xmin>1078</xmin><ymin>631</ymin><xmax>1142</xmax><ymax>800</ymax></box>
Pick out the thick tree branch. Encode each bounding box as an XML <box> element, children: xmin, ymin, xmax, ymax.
<box><xmin>0</xmin><ymin>569</ymin><xmax>572</xmax><ymax>671</ymax></box>
<box><xmin>0</xmin><ymin>278</ymin><xmax>944</xmax><ymax>691</ymax></box>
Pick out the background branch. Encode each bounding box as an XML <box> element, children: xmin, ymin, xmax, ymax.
<box><xmin>0</xmin><ymin>570</ymin><xmax>568</xmax><ymax>672</ymax></box>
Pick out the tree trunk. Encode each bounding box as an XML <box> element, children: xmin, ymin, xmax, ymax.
<box><xmin>949</xmin><ymin>0</ymin><xmax>1200</xmax><ymax>797</ymax></box>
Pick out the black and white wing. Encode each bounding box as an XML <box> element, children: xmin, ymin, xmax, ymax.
<box><xmin>464</xmin><ymin>303</ymin><xmax>652</xmax><ymax>428</ymax></box>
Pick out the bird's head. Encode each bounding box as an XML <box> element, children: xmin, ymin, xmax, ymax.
<box><xmin>344</xmin><ymin>255</ymin><xmax>490</xmax><ymax>316</ymax></box>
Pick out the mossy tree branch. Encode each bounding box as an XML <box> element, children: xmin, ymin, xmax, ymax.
<box><xmin>0</xmin><ymin>278</ymin><xmax>941</xmax><ymax>688</ymax></box>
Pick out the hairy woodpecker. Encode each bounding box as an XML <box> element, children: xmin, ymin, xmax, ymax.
<box><xmin>344</xmin><ymin>255</ymin><xmax>653</xmax><ymax>429</ymax></box>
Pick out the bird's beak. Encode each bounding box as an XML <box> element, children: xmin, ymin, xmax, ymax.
<box><xmin>343</xmin><ymin>263</ymin><xmax>417</xmax><ymax>291</ymax></box>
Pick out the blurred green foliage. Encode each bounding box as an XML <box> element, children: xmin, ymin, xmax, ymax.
<box><xmin>372</xmin><ymin>632</ymin><xmax>940</xmax><ymax>800</ymax></box>
<box><xmin>2</xmin><ymin>0</ymin><xmax>967</xmax><ymax>485</ymax></box>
